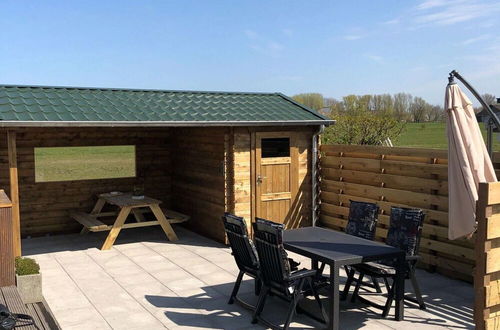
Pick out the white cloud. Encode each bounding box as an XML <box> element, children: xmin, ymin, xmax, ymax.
<box><xmin>343</xmin><ymin>34</ymin><xmax>364</xmax><ymax>40</ymax></box>
<box><xmin>469</xmin><ymin>63</ymin><xmax>500</xmax><ymax>80</ymax></box>
<box><xmin>365</xmin><ymin>54</ymin><xmax>384</xmax><ymax>63</ymax></box>
<box><xmin>414</xmin><ymin>0</ymin><xmax>500</xmax><ymax>26</ymax></box>
<box><xmin>382</xmin><ymin>18</ymin><xmax>400</xmax><ymax>25</ymax></box>
<box><xmin>244</xmin><ymin>29</ymin><xmax>258</xmax><ymax>39</ymax></box>
<box><xmin>250</xmin><ymin>42</ymin><xmax>284</xmax><ymax>57</ymax></box>
<box><xmin>342</xmin><ymin>27</ymin><xmax>368</xmax><ymax>41</ymax></box>
<box><xmin>416</xmin><ymin>0</ymin><xmax>461</xmax><ymax>10</ymax></box>
<box><xmin>464</xmin><ymin>46</ymin><xmax>500</xmax><ymax>63</ymax></box>
<box><xmin>244</xmin><ymin>30</ymin><xmax>284</xmax><ymax>57</ymax></box>
<box><xmin>460</xmin><ymin>34</ymin><xmax>491</xmax><ymax>45</ymax></box>
<box><xmin>459</xmin><ymin>43</ymin><xmax>500</xmax><ymax>79</ymax></box>
<box><xmin>477</xmin><ymin>19</ymin><xmax>496</xmax><ymax>28</ymax></box>
<box><xmin>382</xmin><ymin>1</ymin><xmax>500</xmax><ymax>29</ymax></box>
<box><xmin>267</xmin><ymin>41</ymin><xmax>283</xmax><ymax>52</ymax></box>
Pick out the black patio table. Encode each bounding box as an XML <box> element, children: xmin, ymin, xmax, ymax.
<box><xmin>283</xmin><ymin>226</ymin><xmax>405</xmax><ymax>330</ymax></box>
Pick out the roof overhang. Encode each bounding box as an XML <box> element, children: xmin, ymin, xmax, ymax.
<box><xmin>0</xmin><ymin>120</ymin><xmax>335</xmax><ymax>128</ymax></box>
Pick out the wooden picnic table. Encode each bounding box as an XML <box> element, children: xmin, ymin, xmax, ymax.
<box><xmin>71</xmin><ymin>192</ymin><xmax>187</xmax><ymax>250</ymax></box>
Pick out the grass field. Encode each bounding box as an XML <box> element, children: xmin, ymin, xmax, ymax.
<box><xmin>34</xmin><ymin>145</ymin><xmax>136</xmax><ymax>182</ymax></box>
<box><xmin>394</xmin><ymin>122</ymin><xmax>500</xmax><ymax>150</ymax></box>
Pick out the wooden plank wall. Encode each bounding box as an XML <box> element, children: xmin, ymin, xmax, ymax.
<box><xmin>232</xmin><ymin>128</ymin><xmax>252</xmax><ymax>223</ymax></box>
<box><xmin>0</xmin><ymin>125</ymin><xmax>314</xmax><ymax>244</ymax></box>
<box><xmin>289</xmin><ymin>130</ymin><xmax>313</xmax><ymax>228</ymax></box>
<box><xmin>475</xmin><ymin>182</ymin><xmax>500</xmax><ymax>330</ymax></box>
<box><xmin>231</xmin><ymin>127</ymin><xmax>313</xmax><ymax>229</ymax></box>
<box><xmin>0</xmin><ymin>128</ymin><xmax>172</xmax><ymax>237</ymax></box>
<box><xmin>319</xmin><ymin>144</ymin><xmax>475</xmax><ymax>282</ymax></box>
<box><xmin>0</xmin><ymin>190</ymin><xmax>14</xmax><ymax>286</ymax></box>
<box><xmin>170</xmin><ymin>128</ymin><xmax>226</xmax><ymax>242</ymax></box>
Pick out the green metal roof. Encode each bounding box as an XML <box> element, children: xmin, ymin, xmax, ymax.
<box><xmin>0</xmin><ymin>85</ymin><xmax>332</xmax><ymax>127</ymax></box>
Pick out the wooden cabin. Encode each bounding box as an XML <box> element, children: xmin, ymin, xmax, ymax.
<box><xmin>0</xmin><ymin>85</ymin><xmax>333</xmax><ymax>254</ymax></box>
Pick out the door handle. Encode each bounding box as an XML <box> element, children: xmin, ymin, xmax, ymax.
<box><xmin>257</xmin><ymin>175</ymin><xmax>266</xmax><ymax>184</ymax></box>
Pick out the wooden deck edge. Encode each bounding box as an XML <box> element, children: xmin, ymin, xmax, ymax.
<box><xmin>0</xmin><ymin>286</ymin><xmax>60</xmax><ymax>330</ymax></box>
<box><xmin>37</xmin><ymin>297</ymin><xmax>62</xmax><ymax>330</ymax></box>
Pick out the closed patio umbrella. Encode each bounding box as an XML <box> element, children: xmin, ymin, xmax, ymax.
<box><xmin>446</xmin><ymin>82</ymin><xmax>497</xmax><ymax>240</ymax></box>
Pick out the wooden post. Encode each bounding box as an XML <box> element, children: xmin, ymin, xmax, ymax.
<box><xmin>0</xmin><ymin>190</ymin><xmax>15</xmax><ymax>286</ymax></box>
<box><xmin>7</xmin><ymin>131</ymin><xmax>21</xmax><ymax>257</ymax></box>
<box><xmin>250</xmin><ymin>130</ymin><xmax>256</xmax><ymax>234</ymax></box>
<box><xmin>474</xmin><ymin>182</ymin><xmax>500</xmax><ymax>330</ymax></box>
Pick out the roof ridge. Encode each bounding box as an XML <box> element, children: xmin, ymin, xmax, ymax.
<box><xmin>0</xmin><ymin>84</ymin><xmax>280</xmax><ymax>96</ymax></box>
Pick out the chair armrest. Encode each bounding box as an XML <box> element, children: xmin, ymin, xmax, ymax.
<box><xmin>289</xmin><ymin>269</ymin><xmax>317</xmax><ymax>281</ymax></box>
<box><xmin>288</xmin><ymin>258</ymin><xmax>301</xmax><ymax>271</ymax></box>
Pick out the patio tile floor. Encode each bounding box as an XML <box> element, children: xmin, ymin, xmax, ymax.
<box><xmin>22</xmin><ymin>226</ymin><xmax>474</xmax><ymax>329</ymax></box>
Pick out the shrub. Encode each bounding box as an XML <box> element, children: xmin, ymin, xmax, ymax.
<box><xmin>322</xmin><ymin>111</ymin><xmax>405</xmax><ymax>145</ymax></box>
<box><xmin>15</xmin><ymin>257</ymin><xmax>40</xmax><ymax>276</ymax></box>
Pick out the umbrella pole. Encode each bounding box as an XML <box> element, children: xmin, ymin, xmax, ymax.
<box><xmin>487</xmin><ymin>119</ymin><xmax>494</xmax><ymax>156</ymax></box>
<box><xmin>449</xmin><ymin>70</ymin><xmax>500</xmax><ymax>156</ymax></box>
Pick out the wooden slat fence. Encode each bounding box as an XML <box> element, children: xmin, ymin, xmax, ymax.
<box><xmin>475</xmin><ymin>182</ymin><xmax>500</xmax><ymax>329</ymax></box>
<box><xmin>319</xmin><ymin>144</ymin><xmax>491</xmax><ymax>282</ymax></box>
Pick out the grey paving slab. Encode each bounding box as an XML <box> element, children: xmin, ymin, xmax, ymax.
<box><xmin>23</xmin><ymin>226</ymin><xmax>474</xmax><ymax>329</ymax></box>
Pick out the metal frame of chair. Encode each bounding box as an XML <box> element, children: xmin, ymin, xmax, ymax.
<box><xmin>348</xmin><ymin>207</ymin><xmax>427</xmax><ymax>317</ymax></box>
<box><xmin>251</xmin><ymin>218</ymin><xmax>327</xmax><ymax>330</ymax></box>
<box><xmin>222</xmin><ymin>213</ymin><xmax>261</xmax><ymax>310</ymax></box>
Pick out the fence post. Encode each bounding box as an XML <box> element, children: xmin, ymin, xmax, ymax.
<box><xmin>0</xmin><ymin>189</ymin><xmax>15</xmax><ymax>286</ymax></box>
<box><xmin>475</xmin><ymin>182</ymin><xmax>500</xmax><ymax>329</ymax></box>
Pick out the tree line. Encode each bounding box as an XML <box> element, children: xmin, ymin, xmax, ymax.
<box><xmin>293</xmin><ymin>92</ymin><xmax>445</xmax><ymax>123</ymax></box>
<box><xmin>293</xmin><ymin>92</ymin><xmax>496</xmax><ymax>145</ymax></box>
<box><xmin>293</xmin><ymin>92</ymin><xmax>498</xmax><ymax>122</ymax></box>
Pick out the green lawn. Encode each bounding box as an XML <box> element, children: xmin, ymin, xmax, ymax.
<box><xmin>34</xmin><ymin>145</ymin><xmax>136</xmax><ymax>182</ymax></box>
<box><xmin>394</xmin><ymin>122</ymin><xmax>500</xmax><ymax>151</ymax></box>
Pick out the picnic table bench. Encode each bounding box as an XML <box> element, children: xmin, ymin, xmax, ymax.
<box><xmin>70</xmin><ymin>208</ymin><xmax>189</xmax><ymax>232</ymax></box>
<box><xmin>71</xmin><ymin>192</ymin><xmax>189</xmax><ymax>250</ymax></box>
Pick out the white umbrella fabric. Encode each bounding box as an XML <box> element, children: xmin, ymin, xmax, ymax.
<box><xmin>446</xmin><ymin>83</ymin><xmax>497</xmax><ymax>240</ymax></box>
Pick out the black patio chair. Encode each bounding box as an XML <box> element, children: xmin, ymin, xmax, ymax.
<box><xmin>222</xmin><ymin>213</ymin><xmax>300</xmax><ymax>310</ymax></box>
<box><xmin>222</xmin><ymin>213</ymin><xmax>261</xmax><ymax>310</ymax></box>
<box><xmin>251</xmin><ymin>218</ymin><xmax>327</xmax><ymax>330</ymax></box>
<box><xmin>349</xmin><ymin>206</ymin><xmax>427</xmax><ymax>317</ymax></box>
<box><xmin>339</xmin><ymin>200</ymin><xmax>381</xmax><ymax>299</ymax></box>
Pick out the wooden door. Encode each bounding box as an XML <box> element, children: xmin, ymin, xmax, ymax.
<box><xmin>255</xmin><ymin>132</ymin><xmax>298</xmax><ymax>224</ymax></box>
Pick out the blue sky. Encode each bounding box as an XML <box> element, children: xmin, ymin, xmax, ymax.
<box><xmin>0</xmin><ymin>0</ymin><xmax>498</xmax><ymax>105</ymax></box>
